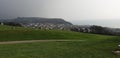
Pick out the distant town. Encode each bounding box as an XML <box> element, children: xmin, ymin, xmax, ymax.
<box><xmin>0</xmin><ymin>17</ymin><xmax>120</xmax><ymax>36</ymax></box>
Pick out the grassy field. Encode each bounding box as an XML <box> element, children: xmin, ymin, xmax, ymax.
<box><xmin>0</xmin><ymin>25</ymin><xmax>114</xmax><ymax>41</ymax></box>
<box><xmin>0</xmin><ymin>25</ymin><xmax>120</xmax><ymax>58</ymax></box>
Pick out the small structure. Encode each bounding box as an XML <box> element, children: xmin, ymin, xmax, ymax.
<box><xmin>0</xmin><ymin>22</ymin><xmax>4</xmax><ymax>25</ymax></box>
<box><xmin>113</xmin><ymin>49</ymin><xmax>120</xmax><ymax>55</ymax></box>
<box><xmin>112</xmin><ymin>45</ymin><xmax>120</xmax><ymax>55</ymax></box>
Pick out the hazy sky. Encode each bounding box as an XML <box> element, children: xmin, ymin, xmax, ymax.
<box><xmin>0</xmin><ymin>0</ymin><xmax>120</xmax><ymax>28</ymax></box>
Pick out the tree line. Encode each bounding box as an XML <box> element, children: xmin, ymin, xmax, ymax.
<box><xmin>70</xmin><ymin>25</ymin><xmax>120</xmax><ymax>36</ymax></box>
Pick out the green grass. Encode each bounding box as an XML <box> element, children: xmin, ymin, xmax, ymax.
<box><xmin>0</xmin><ymin>25</ymin><xmax>114</xmax><ymax>41</ymax></box>
<box><xmin>0</xmin><ymin>39</ymin><xmax>120</xmax><ymax>58</ymax></box>
<box><xmin>0</xmin><ymin>25</ymin><xmax>120</xmax><ymax>58</ymax></box>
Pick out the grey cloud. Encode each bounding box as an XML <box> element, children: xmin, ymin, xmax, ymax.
<box><xmin>0</xmin><ymin>0</ymin><xmax>120</xmax><ymax>28</ymax></box>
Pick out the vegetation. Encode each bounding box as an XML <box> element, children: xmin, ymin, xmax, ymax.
<box><xmin>3</xmin><ymin>22</ymin><xmax>22</xmax><ymax>27</ymax></box>
<box><xmin>0</xmin><ymin>37</ymin><xmax>120</xmax><ymax>58</ymax></box>
<box><xmin>0</xmin><ymin>25</ymin><xmax>114</xmax><ymax>41</ymax></box>
<box><xmin>0</xmin><ymin>25</ymin><xmax>120</xmax><ymax>58</ymax></box>
<box><xmin>71</xmin><ymin>25</ymin><xmax>120</xmax><ymax>36</ymax></box>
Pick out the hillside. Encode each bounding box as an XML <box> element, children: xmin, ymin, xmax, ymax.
<box><xmin>0</xmin><ymin>25</ymin><xmax>114</xmax><ymax>41</ymax></box>
<box><xmin>0</xmin><ymin>17</ymin><xmax>72</xmax><ymax>25</ymax></box>
<box><xmin>0</xmin><ymin>17</ymin><xmax>73</xmax><ymax>30</ymax></box>
<box><xmin>1</xmin><ymin>17</ymin><xmax>120</xmax><ymax>36</ymax></box>
<box><xmin>0</xmin><ymin>25</ymin><xmax>120</xmax><ymax>58</ymax></box>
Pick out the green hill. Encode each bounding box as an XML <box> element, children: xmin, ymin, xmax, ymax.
<box><xmin>0</xmin><ymin>25</ymin><xmax>120</xmax><ymax>58</ymax></box>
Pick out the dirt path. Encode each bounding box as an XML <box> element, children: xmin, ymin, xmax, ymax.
<box><xmin>0</xmin><ymin>40</ymin><xmax>85</xmax><ymax>44</ymax></box>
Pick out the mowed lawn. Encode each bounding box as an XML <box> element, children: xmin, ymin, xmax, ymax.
<box><xmin>0</xmin><ymin>38</ymin><xmax>120</xmax><ymax>58</ymax></box>
<box><xmin>0</xmin><ymin>25</ymin><xmax>120</xmax><ymax>58</ymax></box>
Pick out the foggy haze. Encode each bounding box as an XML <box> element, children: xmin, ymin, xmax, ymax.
<box><xmin>0</xmin><ymin>0</ymin><xmax>120</xmax><ymax>28</ymax></box>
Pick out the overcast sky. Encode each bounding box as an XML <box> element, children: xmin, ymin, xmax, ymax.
<box><xmin>0</xmin><ymin>0</ymin><xmax>120</xmax><ymax>28</ymax></box>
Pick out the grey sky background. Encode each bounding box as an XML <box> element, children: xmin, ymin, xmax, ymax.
<box><xmin>0</xmin><ymin>0</ymin><xmax>120</xmax><ymax>28</ymax></box>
